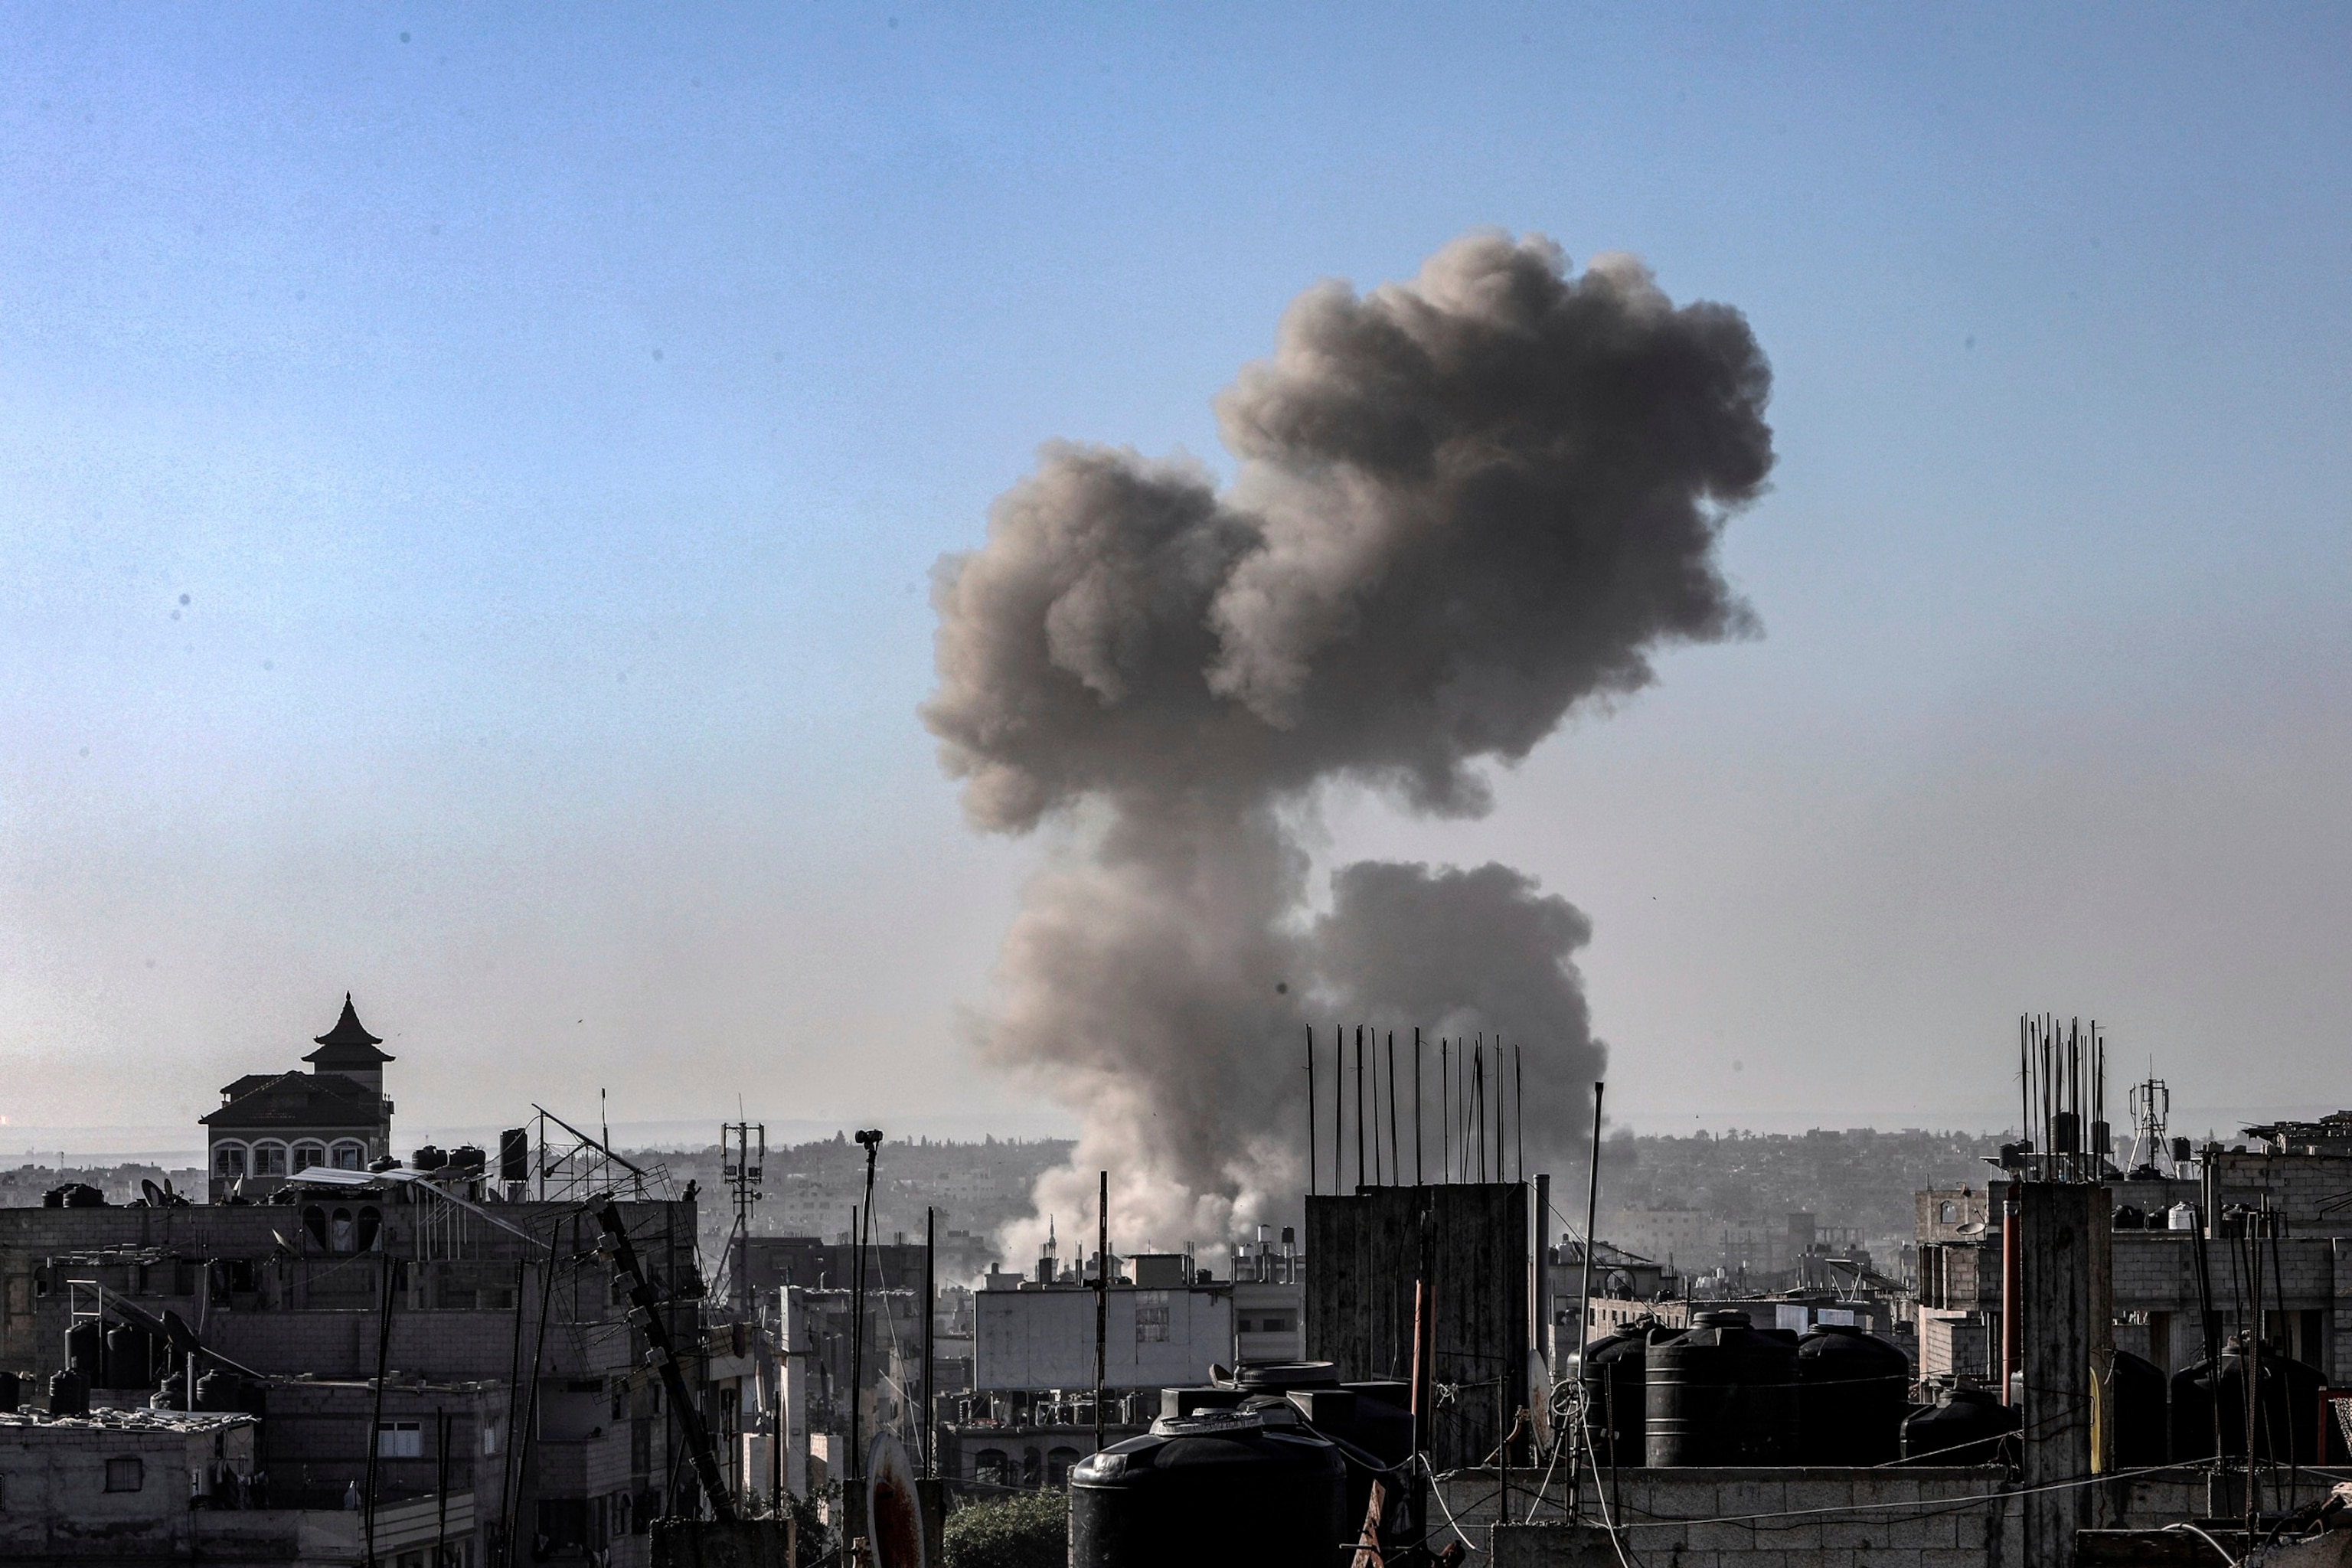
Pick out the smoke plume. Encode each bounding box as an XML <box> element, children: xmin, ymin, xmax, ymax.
<box><xmin>924</xmin><ymin>231</ymin><xmax>1772</xmax><ymax>1252</ymax></box>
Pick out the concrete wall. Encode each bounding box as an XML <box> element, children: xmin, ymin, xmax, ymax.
<box><xmin>973</xmin><ymin>1285</ymin><xmax>1231</xmax><ymax>1391</ymax></box>
<box><xmin>1470</xmin><ymin>1466</ymin><xmax>2216</xmax><ymax>1568</ymax></box>
<box><xmin>0</xmin><ymin>1411</ymin><xmax>256</xmax><ymax>1561</ymax></box>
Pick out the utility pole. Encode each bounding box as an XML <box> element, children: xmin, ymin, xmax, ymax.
<box><xmin>1094</xmin><ymin>1171</ymin><xmax>1109</xmax><ymax>1455</ymax></box>
<box><xmin>721</xmin><ymin>1122</ymin><xmax>766</xmax><ymax>1318</ymax></box>
<box><xmin>849</xmin><ymin>1131</ymin><xmax>882</xmax><ymax>1517</ymax></box>
<box><xmin>923</xmin><ymin>1206</ymin><xmax>937</xmax><ymax>1478</ymax></box>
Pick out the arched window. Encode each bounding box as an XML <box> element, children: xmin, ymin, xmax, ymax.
<box><xmin>332</xmin><ymin>1142</ymin><xmax>364</xmax><ymax>1171</ymax></box>
<box><xmin>214</xmin><ymin>1143</ymin><xmax>247</xmax><ymax>1178</ymax></box>
<box><xmin>303</xmin><ymin>1205</ymin><xmax>328</xmax><ymax>1250</ymax></box>
<box><xmin>1939</xmin><ymin>1200</ymin><xmax>1959</xmax><ymax>1224</ymax></box>
<box><xmin>1021</xmin><ymin>1448</ymin><xmax>1041</xmax><ymax>1487</ymax></box>
<box><xmin>292</xmin><ymin>1142</ymin><xmax>326</xmax><ymax>1173</ymax></box>
<box><xmin>330</xmin><ymin>1207</ymin><xmax>356</xmax><ymax>1253</ymax></box>
<box><xmin>357</xmin><ymin>1206</ymin><xmax>383</xmax><ymax>1252</ymax></box>
<box><xmin>972</xmin><ymin>1449</ymin><xmax>1008</xmax><ymax>1488</ymax></box>
<box><xmin>252</xmin><ymin>1143</ymin><xmax>289</xmax><ymax>1177</ymax></box>
<box><xmin>1046</xmin><ymin>1446</ymin><xmax>1081</xmax><ymax>1487</ymax></box>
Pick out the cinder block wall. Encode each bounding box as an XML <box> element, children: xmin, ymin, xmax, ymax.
<box><xmin>1462</xmin><ymin>1466</ymin><xmax>2213</xmax><ymax>1568</ymax></box>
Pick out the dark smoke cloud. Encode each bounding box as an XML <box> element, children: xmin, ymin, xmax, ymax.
<box><xmin>924</xmin><ymin>231</ymin><xmax>1772</xmax><ymax>1248</ymax></box>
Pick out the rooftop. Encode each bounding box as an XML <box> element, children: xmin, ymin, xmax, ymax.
<box><xmin>201</xmin><ymin>1070</ymin><xmax>384</xmax><ymax>1132</ymax></box>
<box><xmin>0</xmin><ymin>1408</ymin><xmax>257</xmax><ymax>1434</ymax></box>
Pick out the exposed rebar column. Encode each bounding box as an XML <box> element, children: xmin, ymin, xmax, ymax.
<box><xmin>2017</xmin><ymin>1181</ymin><xmax>2112</xmax><ymax>1568</ymax></box>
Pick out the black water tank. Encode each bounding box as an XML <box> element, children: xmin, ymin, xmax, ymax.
<box><xmin>1579</xmin><ymin>1321</ymin><xmax>1673</xmax><ymax>1468</ymax></box>
<box><xmin>1070</xmin><ymin>1410</ymin><xmax>1348</xmax><ymax>1568</ymax></box>
<box><xmin>195</xmin><ymin>1370</ymin><xmax>250</xmax><ymax>1413</ymax></box>
<box><xmin>1900</xmin><ymin>1386</ymin><xmax>2018</xmax><ymax>1465</ymax></box>
<box><xmin>2113</xmin><ymin>1205</ymin><xmax>2146</xmax><ymax>1230</ymax></box>
<box><xmin>1233</xmin><ymin>1361</ymin><xmax>1341</xmax><ymax>1393</ymax></box>
<box><xmin>66</xmin><ymin>1321</ymin><xmax>103</xmax><ymax>1377</ymax></box>
<box><xmin>105</xmin><ymin>1324</ymin><xmax>158</xmax><ymax>1390</ymax></box>
<box><xmin>2171</xmin><ymin>1341</ymin><xmax>2331</xmax><ymax>1465</ymax></box>
<box><xmin>1646</xmin><ymin>1311</ymin><xmax>1800</xmax><ymax>1466</ymax></box>
<box><xmin>47</xmin><ymin>1367</ymin><xmax>90</xmax><ymax>1418</ymax></box>
<box><xmin>1797</xmin><ymin>1325</ymin><xmax>1910</xmax><ymax>1465</ymax></box>
<box><xmin>499</xmin><ymin>1128</ymin><xmax>530</xmax><ymax>1183</ymax></box>
<box><xmin>2112</xmin><ymin>1350</ymin><xmax>2167</xmax><ymax>1466</ymax></box>
<box><xmin>449</xmin><ymin>1144</ymin><xmax>486</xmax><ymax>1174</ymax></box>
<box><xmin>411</xmin><ymin>1144</ymin><xmax>448</xmax><ymax>1171</ymax></box>
<box><xmin>1338</xmin><ymin>1382</ymin><xmax>1414</xmax><ymax>1466</ymax></box>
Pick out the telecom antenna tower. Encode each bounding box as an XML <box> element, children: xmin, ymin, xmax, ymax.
<box><xmin>722</xmin><ymin>1121</ymin><xmax>766</xmax><ymax>1316</ymax></box>
<box><xmin>2127</xmin><ymin>1072</ymin><xmax>2171</xmax><ymax>1175</ymax></box>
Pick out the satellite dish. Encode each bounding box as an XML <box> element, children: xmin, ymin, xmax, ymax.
<box><xmin>866</xmin><ymin>1432</ymin><xmax>927</xmax><ymax>1568</ymax></box>
<box><xmin>1956</xmin><ymin>1221</ymin><xmax>1987</xmax><ymax>1236</ymax></box>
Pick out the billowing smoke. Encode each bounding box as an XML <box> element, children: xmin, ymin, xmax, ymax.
<box><xmin>923</xmin><ymin>231</ymin><xmax>1772</xmax><ymax>1252</ymax></box>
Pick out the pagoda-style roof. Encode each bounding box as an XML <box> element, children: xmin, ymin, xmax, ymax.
<box><xmin>200</xmin><ymin>1071</ymin><xmax>385</xmax><ymax>1132</ymax></box>
<box><xmin>302</xmin><ymin>994</ymin><xmax>394</xmax><ymax>1070</ymax></box>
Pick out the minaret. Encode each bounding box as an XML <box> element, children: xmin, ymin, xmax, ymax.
<box><xmin>303</xmin><ymin>992</ymin><xmax>396</xmax><ymax>1098</ymax></box>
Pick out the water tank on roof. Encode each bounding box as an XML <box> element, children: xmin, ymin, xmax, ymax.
<box><xmin>2166</xmin><ymin>1204</ymin><xmax>2199</xmax><ymax>1232</ymax></box>
<box><xmin>47</xmin><ymin>1367</ymin><xmax>89</xmax><ymax>1419</ymax></box>
<box><xmin>1577</xmin><ymin>1320</ymin><xmax>1676</xmax><ymax>1468</ymax></box>
<box><xmin>2112</xmin><ymin>1205</ymin><xmax>2145</xmax><ymax>1230</ymax></box>
<box><xmin>410</xmin><ymin>1145</ymin><xmax>448</xmax><ymax>1171</ymax></box>
<box><xmin>1069</xmin><ymin>1410</ymin><xmax>1347</xmax><ymax>1568</ymax></box>
<box><xmin>66</xmin><ymin>1321</ymin><xmax>103</xmax><ymax>1378</ymax></box>
<box><xmin>1645</xmin><ymin>1311</ymin><xmax>1799</xmax><ymax>1466</ymax></box>
<box><xmin>1230</xmin><ymin>1361</ymin><xmax>1341</xmax><ymax>1393</ymax></box>
<box><xmin>449</xmin><ymin>1144</ymin><xmax>486</xmax><ymax>1174</ymax></box>
<box><xmin>104</xmin><ymin>1324</ymin><xmax>157</xmax><ymax>1390</ymax></box>
<box><xmin>2113</xmin><ymin>1349</ymin><xmax>2167</xmax><ymax>1466</ymax></box>
<box><xmin>1796</xmin><ymin>1324</ymin><xmax>1909</xmax><ymax>1465</ymax></box>
<box><xmin>2171</xmin><ymin>1338</ymin><xmax>2331</xmax><ymax>1465</ymax></box>
<box><xmin>1900</xmin><ymin>1386</ymin><xmax>2017</xmax><ymax>1465</ymax></box>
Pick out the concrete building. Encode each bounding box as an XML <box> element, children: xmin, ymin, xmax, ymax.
<box><xmin>0</xmin><ymin>1163</ymin><xmax>706</xmax><ymax>1565</ymax></box>
<box><xmin>1915</xmin><ymin>1138</ymin><xmax>2352</xmax><ymax>1387</ymax></box>
<box><xmin>1228</xmin><ymin>1227</ymin><xmax>1305</xmax><ymax>1365</ymax></box>
<box><xmin>201</xmin><ymin>996</ymin><xmax>397</xmax><ymax>1204</ymax></box>
<box><xmin>973</xmin><ymin>1266</ymin><xmax>1233</xmax><ymax>1392</ymax></box>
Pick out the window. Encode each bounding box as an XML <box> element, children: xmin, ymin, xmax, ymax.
<box><xmin>292</xmin><ymin>1143</ymin><xmax>325</xmax><ymax>1172</ymax></box>
<box><xmin>973</xmin><ymin>1449</ymin><xmax>1008</xmax><ymax>1488</ymax></box>
<box><xmin>104</xmin><ymin>1456</ymin><xmax>143</xmax><ymax>1492</ymax></box>
<box><xmin>482</xmin><ymin>1419</ymin><xmax>501</xmax><ymax>1457</ymax></box>
<box><xmin>331</xmin><ymin>1208</ymin><xmax>356</xmax><ymax>1253</ymax></box>
<box><xmin>1939</xmin><ymin>1200</ymin><xmax>1959</xmax><ymax>1224</ymax></box>
<box><xmin>1135</xmin><ymin>1289</ymin><xmax>1170</xmax><ymax>1344</ymax></box>
<box><xmin>214</xmin><ymin>1144</ymin><xmax>247</xmax><ymax>1178</ymax></box>
<box><xmin>376</xmin><ymin>1421</ymin><xmax>423</xmax><ymax>1459</ymax></box>
<box><xmin>332</xmin><ymin>1142</ymin><xmax>364</xmax><ymax>1171</ymax></box>
<box><xmin>1046</xmin><ymin>1446</ymin><xmax>1081</xmax><ymax>1487</ymax></box>
<box><xmin>253</xmin><ymin>1143</ymin><xmax>288</xmax><ymax>1176</ymax></box>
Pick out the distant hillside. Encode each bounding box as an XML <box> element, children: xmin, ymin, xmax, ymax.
<box><xmin>1602</xmin><ymin>1126</ymin><xmax>2006</xmax><ymax>1241</ymax></box>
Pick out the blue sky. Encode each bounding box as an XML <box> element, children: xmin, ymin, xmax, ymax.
<box><xmin>3</xmin><ymin>3</ymin><xmax>2347</xmax><ymax>1148</ymax></box>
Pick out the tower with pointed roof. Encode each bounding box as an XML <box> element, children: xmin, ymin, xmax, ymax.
<box><xmin>304</xmin><ymin>992</ymin><xmax>396</xmax><ymax>1096</ymax></box>
<box><xmin>200</xmin><ymin>994</ymin><xmax>397</xmax><ymax>1202</ymax></box>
